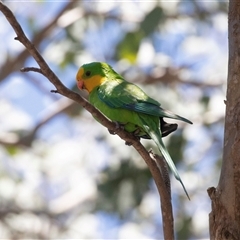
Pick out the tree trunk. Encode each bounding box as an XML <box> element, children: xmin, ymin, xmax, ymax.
<box><xmin>208</xmin><ymin>1</ymin><xmax>240</xmax><ymax>239</ymax></box>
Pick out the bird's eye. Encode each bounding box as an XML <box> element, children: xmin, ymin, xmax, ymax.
<box><xmin>85</xmin><ymin>71</ymin><xmax>91</xmax><ymax>77</ymax></box>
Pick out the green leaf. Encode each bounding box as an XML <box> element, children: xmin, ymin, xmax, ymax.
<box><xmin>116</xmin><ymin>31</ymin><xmax>143</xmax><ymax>63</ymax></box>
<box><xmin>6</xmin><ymin>145</ymin><xmax>19</xmax><ymax>156</ymax></box>
<box><xmin>140</xmin><ymin>6</ymin><xmax>165</xmax><ymax>35</ymax></box>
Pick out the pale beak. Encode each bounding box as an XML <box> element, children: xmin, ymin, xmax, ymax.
<box><xmin>77</xmin><ymin>79</ymin><xmax>84</xmax><ymax>90</ymax></box>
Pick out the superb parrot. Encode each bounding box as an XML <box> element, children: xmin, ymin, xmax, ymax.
<box><xmin>76</xmin><ymin>62</ymin><xmax>192</xmax><ymax>199</ymax></box>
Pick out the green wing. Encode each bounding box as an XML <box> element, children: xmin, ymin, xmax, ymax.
<box><xmin>98</xmin><ymin>80</ymin><xmax>192</xmax><ymax>124</ymax></box>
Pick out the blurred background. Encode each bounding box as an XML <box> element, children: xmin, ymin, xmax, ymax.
<box><xmin>0</xmin><ymin>1</ymin><xmax>227</xmax><ymax>239</ymax></box>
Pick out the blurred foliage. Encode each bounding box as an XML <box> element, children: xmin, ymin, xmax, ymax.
<box><xmin>116</xmin><ymin>6</ymin><xmax>165</xmax><ymax>63</ymax></box>
<box><xmin>140</xmin><ymin>7</ymin><xmax>165</xmax><ymax>35</ymax></box>
<box><xmin>116</xmin><ymin>31</ymin><xmax>143</xmax><ymax>63</ymax></box>
<box><xmin>0</xmin><ymin>0</ymin><xmax>228</xmax><ymax>239</ymax></box>
<box><xmin>97</xmin><ymin>160</ymin><xmax>151</xmax><ymax>215</ymax></box>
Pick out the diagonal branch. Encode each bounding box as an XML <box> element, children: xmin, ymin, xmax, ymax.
<box><xmin>0</xmin><ymin>0</ymin><xmax>76</xmax><ymax>82</ymax></box>
<box><xmin>0</xmin><ymin>2</ymin><xmax>174</xmax><ymax>239</ymax></box>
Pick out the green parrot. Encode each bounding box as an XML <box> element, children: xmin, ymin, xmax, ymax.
<box><xmin>76</xmin><ymin>62</ymin><xmax>192</xmax><ymax>199</ymax></box>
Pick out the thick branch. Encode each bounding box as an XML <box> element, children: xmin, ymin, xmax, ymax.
<box><xmin>208</xmin><ymin>1</ymin><xmax>240</xmax><ymax>239</ymax></box>
<box><xmin>0</xmin><ymin>2</ymin><xmax>174</xmax><ymax>239</ymax></box>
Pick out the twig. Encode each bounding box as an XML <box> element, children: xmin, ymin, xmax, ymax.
<box><xmin>21</xmin><ymin>67</ymin><xmax>44</xmax><ymax>75</ymax></box>
<box><xmin>23</xmin><ymin>73</ymin><xmax>59</xmax><ymax>99</ymax></box>
<box><xmin>141</xmin><ymin>67</ymin><xmax>223</xmax><ymax>88</ymax></box>
<box><xmin>0</xmin><ymin>2</ymin><xmax>175</xmax><ymax>239</ymax></box>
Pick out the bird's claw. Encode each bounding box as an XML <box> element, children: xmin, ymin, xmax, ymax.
<box><xmin>108</xmin><ymin>122</ymin><xmax>140</xmax><ymax>146</ymax></box>
<box><xmin>108</xmin><ymin>129</ymin><xmax>116</xmax><ymax>135</ymax></box>
<box><xmin>108</xmin><ymin>121</ymin><xmax>125</xmax><ymax>135</ymax></box>
<box><xmin>125</xmin><ymin>135</ymin><xmax>140</xmax><ymax>146</ymax></box>
<box><xmin>125</xmin><ymin>141</ymin><xmax>132</xmax><ymax>146</ymax></box>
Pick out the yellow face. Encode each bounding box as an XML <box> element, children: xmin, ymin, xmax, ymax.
<box><xmin>76</xmin><ymin>67</ymin><xmax>106</xmax><ymax>93</ymax></box>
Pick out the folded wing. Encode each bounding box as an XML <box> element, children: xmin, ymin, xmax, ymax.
<box><xmin>98</xmin><ymin>80</ymin><xmax>192</xmax><ymax>124</ymax></box>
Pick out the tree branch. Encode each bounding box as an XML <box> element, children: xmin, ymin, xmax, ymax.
<box><xmin>0</xmin><ymin>2</ymin><xmax>174</xmax><ymax>239</ymax></box>
<box><xmin>0</xmin><ymin>0</ymin><xmax>76</xmax><ymax>82</ymax></box>
<box><xmin>208</xmin><ymin>1</ymin><xmax>240</xmax><ymax>239</ymax></box>
<box><xmin>21</xmin><ymin>67</ymin><xmax>44</xmax><ymax>75</ymax></box>
<box><xmin>149</xmin><ymin>150</ymin><xmax>174</xmax><ymax>239</ymax></box>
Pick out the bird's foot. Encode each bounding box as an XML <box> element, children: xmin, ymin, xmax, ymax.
<box><xmin>108</xmin><ymin>121</ymin><xmax>125</xmax><ymax>135</ymax></box>
<box><xmin>108</xmin><ymin>122</ymin><xmax>140</xmax><ymax>146</ymax></box>
<box><xmin>125</xmin><ymin>136</ymin><xmax>140</xmax><ymax>146</ymax></box>
<box><xmin>125</xmin><ymin>141</ymin><xmax>132</xmax><ymax>146</ymax></box>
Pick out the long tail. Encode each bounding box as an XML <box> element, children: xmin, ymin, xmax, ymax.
<box><xmin>159</xmin><ymin>107</ymin><xmax>193</xmax><ymax>125</ymax></box>
<box><xmin>142</xmin><ymin>121</ymin><xmax>190</xmax><ymax>199</ymax></box>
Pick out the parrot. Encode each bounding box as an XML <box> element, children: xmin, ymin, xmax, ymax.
<box><xmin>76</xmin><ymin>62</ymin><xmax>192</xmax><ymax>199</ymax></box>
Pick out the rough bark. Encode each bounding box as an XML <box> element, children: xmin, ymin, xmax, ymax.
<box><xmin>208</xmin><ymin>1</ymin><xmax>240</xmax><ymax>239</ymax></box>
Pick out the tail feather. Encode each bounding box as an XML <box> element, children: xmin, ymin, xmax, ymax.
<box><xmin>159</xmin><ymin>107</ymin><xmax>193</xmax><ymax>125</ymax></box>
<box><xmin>142</xmin><ymin>123</ymin><xmax>190</xmax><ymax>200</ymax></box>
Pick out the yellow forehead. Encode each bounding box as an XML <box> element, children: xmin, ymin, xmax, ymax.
<box><xmin>76</xmin><ymin>67</ymin><xmax>84</xmax><ymax>81</ymax></box>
